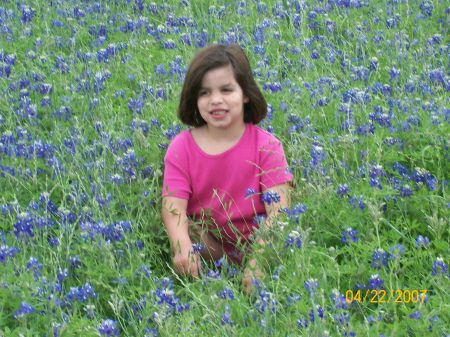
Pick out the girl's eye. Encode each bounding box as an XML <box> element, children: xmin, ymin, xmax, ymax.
<box><xmin>198</xmin><ymin>91</ymin><xmax>208</xmax><ymax>96</ymax></box>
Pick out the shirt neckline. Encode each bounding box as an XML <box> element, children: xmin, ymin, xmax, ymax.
<box><xmin>188</xmin><ymin>123</ymin><xmax>250</xmax><ymax>158</ymax></box>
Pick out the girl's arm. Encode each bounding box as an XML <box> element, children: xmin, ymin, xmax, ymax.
<box><xmin>161</xmin><ymin>196</ymin><xmax>200</xmax><ymax>277</ymax></box>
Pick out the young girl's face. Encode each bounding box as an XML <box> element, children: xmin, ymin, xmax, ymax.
<box><xmin>197</xmin><ymin>64</ymin><xmax>249</xmax><ymax>131</ymax></box>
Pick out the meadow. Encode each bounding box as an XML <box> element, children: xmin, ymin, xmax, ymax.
<box><xmin>0</xmin><ymin>0</ymin><xmax>449</xmax><ymax>336</ymax></box>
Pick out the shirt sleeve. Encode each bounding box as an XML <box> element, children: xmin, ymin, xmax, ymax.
<box><xmin>258</xmin><ymin>135</ymin><xmax>293</xmax><ymax>190</ymax></box>
<box><xmin>162</xmin><ymin>134</ymin><xmax>191</xmax><ymax>199</ymax></box>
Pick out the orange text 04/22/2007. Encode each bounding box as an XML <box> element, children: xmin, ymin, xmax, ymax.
<box><xmin>344</xmin><ymin>289</ymin><xmax>428</xmax><ymax>304</ymax></box>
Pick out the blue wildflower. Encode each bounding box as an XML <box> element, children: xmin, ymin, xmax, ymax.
<box><xmin>304</xmin><ymin>278</ymin><xmax>319</xmax><ymax>294</ymax></box>
<box><xmin>98</xmin><ymin>319</ymin><xmax>120</xmax><ymax>336</ymax></box>
<box><xmin>191</xmin><ymin>243</ymin><xmax>204</xmax><ymax>254</ymax></box>
<box><xmin>337</xmin><ymin>184</ymin><xmax>350</xmax><ymax>197</ymax></box>
<box><xmin>415</xmin><ymin>235</ymin><xmax>430</xmax><ymax>248</ymax></box>
<box><xmin>297</xmin><ymin>316</ymin><xmax>309</xmax><ymax>329</ymax></box>
<box><xmin>431</xmin><ymin>257</ymin><xmax>448</xmax><ymax>276</ymax></box>
<box><xmin>0</xmin><ymin>245</ymin><xmax>19</xmax><ymax>262</ymax></box>
<box><xmin>389</xmin><ymin>244</ymin><xmax>405</xmax><ymax>260</ymax></box>
<box><xmin>217</xmin><ymin>287</ymin><xmax>235</xmax><ymax>300</ymax></box>
<box><xmin>245</xmin><ymin>187</ymin><xmax>257</xmax><ymax>198</ymax></box>
<box><xmin>409</xmin><ymin>311</ymin><xmax>421</xmax><ymax>320</ymax></box>
<box><xmin>369</xmin><ymin>274</ymin><xmax>384</xmax><ymax>290</ymax></box>
<box><xmin>221</xmin><ymin>305</ymin><xmax>233</xmax><ymax>325</ymax></box>
<box><xmin>282</xmin><ymin>203</ymin><xmax>307</xmax><ymax>223</ymax></box>
<box><xmin>284</xmin><ymin>230</ymin><xmax>302</xmax><ymax>249</ymax></box>
<box><xmin>371</xmin><ymin>249</ymin><xmax>389</xmax><ymax>269</ymax></box>
<box><xmin>261</xmin><ymin>190</ymin><xmax>280</xmax><ymax>205</ymax></box>
<box><xmin>341</xmin><ymin>227</ymin><xmax>359</xmax><ymax>244</ymax></box>
<box><xmin>419</xmin><ymin>0</ymin><xmax>433</xmax><ymax>17</ymax></box>
<box><xmin>14</xmin><ymin>302</ymin><xmax>35</xmax><ymax>319</ymax></box>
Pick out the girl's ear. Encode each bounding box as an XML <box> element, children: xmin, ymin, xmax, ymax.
<box><xmin>243</xmin><ymin>95</ymin><xmax>249</xmax><ymax>103</ymax></box>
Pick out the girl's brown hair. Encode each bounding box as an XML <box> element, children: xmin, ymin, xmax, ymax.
<box><xmin>178</xmin><ymin>44</ymin><xmax>267</xmax><ymax>126</ymax></box>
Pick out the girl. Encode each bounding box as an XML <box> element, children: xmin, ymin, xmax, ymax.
<box><xmin>161</xmin><ymin>44</ymin><xmax>293</xmax><ymax>293</ymax></box>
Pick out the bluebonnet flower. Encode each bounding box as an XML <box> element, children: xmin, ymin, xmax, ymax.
<box><xmin>389</xmin><ymin>244</ymin><xmax>405</xmax><ymax>260</ymax></box>
<box><xmin>13</xmin><ymin>212</ymin><xmax>34</xmax><ymax>238</ymax></box>
<box><xmin>304</xmin><ymin>278</ymin><xmax>319</xmax><ymax>294</ymax></box>
<box><xmin>26</xmin><ymin>256</ymin><xmax>43</xmax><ymax>279</ymax></box>
<box><xmin>14</xmin><ymin>302</ymin><xmax>35</xmax><ymax>319</ymax></box>
<box><xmin>217</xmin><ymin>287</ymin><xmax>235</xmax><ymax>300</ymax></box>
<box><xmin>297</xmin><ymin>316</ymin><xmax>309</xmax><ymax>329</ymax></box>
<box><xmin>415</xmin><ymin>235</ymin><xmax>430</xmax><ymax>248</ymax></box>
<box><xmin>309</xmin><ymin>305</ymin><xmax>325</xmax><ymax>322</ymax></box>
<box><xmin>336</xmin><ymin>184</ymin><xmax>350</xmax><ymax>197</ymax></box>
<box><xmin>261</xmin><ymin>190</ymin><xmax>280</xmax><ymax>205</ymax></box>
<box><xmin>330</xmin><ymin>289</ymin><xmax>348</xmax><ymax>310</ymax></box>
<box><xmin>153</xmin><ymin>277</ymin><xmax>190</xmax><ymax>313</ymax></box>
<box><xmin>98</xmin><ymin>319</ymin><xmax>120</xmax><ymax>336</ymax></box>
<box><xmin>245</xmin><ymin>187</ymin><xmax>257</xmax><ymax>198</ymax></box>
<box><xmin>0</xmin><ymin>243</ymin><xmax>18</xmax><ymax>263</ymax></box>
<box><xmin>411</xmin><ymin>168</ymin><xmax>437</xmax><ymax>191</ymax></box>
<box><xmin>310</xmin><ymin>144</ymin><xmax>325</xmax><ymax>166</ymax></box>
<box><xmin>419</xmin><ymin>0</ymin><xmax>433</xmax><ymax>17</ymax></box>
<box><xmin>371</xmin><ymin>249</ymin><xmax>389</xmax><ymax>269</ymax></box>
<box><xmin>191</xmin><ymin>243</ymin><xmax>204</xmax><ymax>254</ymax></box>
<box><xmin>255</xmin><ymin>289</ymin><xmax>278</xmax><ymax>314</ymax></box>
<box><xmin>284</xmin><ymin>230</ymin><xmax>302</xmax><ymax>249</ymax></box>
<box><xmin>431</xmin><ymin>257</ymin><xmax>448</xmax><ymax>276</ymax></box>
<box><xmin>348</xmin><ymin>195</ymin><xmax>365</xmax><ymax>210</ymax></box>
<box><xmin>282</xmin><ymin>203</ymin><xmax>307</xmax><ymax>223</ymax></box>
<box><xmin>398</xmin><ymin>184</ymin><xmax>413</xmax><ymax>197</ymax></box>
<box><xmin>221</xmin><ymin>305</ymin><xmax>233</xmax><ymax>325</ymax></box>
<box><xmin>66</xmin><ymin>282</ymin><xmax>97</xmax><ymax>303</ymax></box>
<box><xmin>341</xmin><ymin>227</ymin><xmax>358</xmax><ymax>244</ymax></box>
<box><xmin>69</xmin><ymin>255</ymin><xmax>82</xmax><ymax>269</ymax></box>
<box><xmin>20</xmin><ymin>5</ymin><xmax>35</xmax><ymax>23</ymax></box>
<box><xmin>409</xmin><ymin>311</ymin><xmax>421</xmax><ymax>320</ymax></box>
<box><xmin>369</xmin><ymin>274</ymin><xmax>384</xmax><ymax>290</ymax></box>
<box><xmin>286</xmin><ymin>293</ymin><xmax>301</xmax><ymax>306</ymax></box>
<box><xmin>164</xmin><ymin>125</ymin><xmax>181</xmax><ymax>140</ymax></box>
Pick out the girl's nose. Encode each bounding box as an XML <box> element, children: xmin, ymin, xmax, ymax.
<box><xmin>210</xmin><ymin>91</ymin><xmax>223</xmax><ymax>104</ymax></box>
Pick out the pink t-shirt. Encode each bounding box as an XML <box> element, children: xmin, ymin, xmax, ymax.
<box><xmin>162</xmin><ymin>123</ymin><xmax>293</xmax><ymax>246</ymax></box>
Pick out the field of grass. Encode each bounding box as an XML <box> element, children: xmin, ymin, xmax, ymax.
<box><xmin>0</xmin><ymin>0</ymin><xmax>448</xmax><ymax>336</ymax></box>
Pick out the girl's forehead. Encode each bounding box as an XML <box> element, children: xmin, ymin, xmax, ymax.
<box><xmin>202</xmin><ymin>64</ymin><xmax>236</xmax><ymax>82</ymax></box>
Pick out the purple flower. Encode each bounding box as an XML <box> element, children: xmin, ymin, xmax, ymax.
<box><xmin>415</xmin><ymin>235</ymin><xmax>430</xmax><ymax>248</ymax></box>
<box><xmin>217</xmin><ymin>287</ymin><xmax>235</xmax><ymax>300</ymax></box>
<box><xmin>369</xmin><ymin>274</ymin><xmax>384</xmax><ymax>290</ymax></box>
<box><xmin>261</xmin><ymin>190</ymin><xmax>280</xmax><ymax>205</ymax></box>
<box><xmin>419</xmin><ymin>0</ymin><xmax>433</xmax><ymax>17</ymax></box>
<box><xmin>221</xmin><ymin>305</ymin><xmax>233</xmax><ymax>325</ymax></box>
<box><xmin>337</xmin><ymin>184</ymin><xmax>350</xmax><ymax>197</ymax></box>
<box><xmin>304</xmin><ymin>278</ymin><xmax>319</xmax><ymax>294</ymax></box>
<box><xmin>245</xmin><ymin>187</ymin><xmax>257</xmax><ymax>198</ymax></box>
<box><xmin>98</xmin><ymin>319</ymin><xmax>120</xmax><ymax>336</ymax></box>
<box><xmin>389</xmin><ymin>244</ymin><xmax>405</xmax><ymax>260</ymax></box>
<box><xmin>409</xmin><ymin>311</ymin><xmax>421</xmax><ymax>320</ymax></box>
<box><xmin>284</xmin><ymin>230</ymin><xmax>302</xmax><ymax>249</ymax></box>
<box><xmin>341</xmin><ymin>227</ymin><xmax>359</xmax><ymax>244</ymax></box>
<box><xmin>14</xmin><ymin>302</ymin><xmax>35</xmax><ymax>319</ymax></box>
<box><xmin>371</xmin><ymin>249</ymin><xmax>389</xmax><ymax>269</ymax></box>
<box><xmin>432</xmin><ymin>257</ymin><xmax>448</xmax><ymax>276</ymax></box>
<box><xmin>282</xmin><ymin>204</ymin><xmax>307</xmax><ymax>223</ymax></box>
<box><xmin>0</xmin><ymin>245</ymin><xmax>19</xmax><ymax>262</ymax></box>
<box><xmin>191</xmin><ymin>243</ymin><xmax>205</xmax><ymax>254</ymax></box>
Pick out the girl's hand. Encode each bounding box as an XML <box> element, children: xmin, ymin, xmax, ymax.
<box><xmin>242</xmin><ymin>258</ymin><xmax>264</xmax><ymax>295</ymax></box>
<box><xmin>172</xmin><ymin>238</ymin><xmax>201</xmax><ymax>278</ymax></box>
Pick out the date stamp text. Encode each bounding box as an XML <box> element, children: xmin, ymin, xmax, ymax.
<box><xmin>345</xmin><ymin>289</ymin><xmax>428</xmax><ymax>304</ymax></box>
